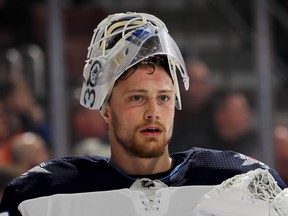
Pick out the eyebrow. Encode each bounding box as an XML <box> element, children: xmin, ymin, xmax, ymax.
<box><xmin>124</xmin><ymin>89</ymin><xmax>174</xmax><ymax>94</ymax></box>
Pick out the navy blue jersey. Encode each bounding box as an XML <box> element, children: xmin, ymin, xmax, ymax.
<box><xmin>0</xmin><ymin>148</ymin><xmax>286</xmax><ymax>216</ymax></box>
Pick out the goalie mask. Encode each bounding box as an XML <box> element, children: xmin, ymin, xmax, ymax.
<box><xmin>80</xmin><ymin>12</ymin><xmax>189</xmax><ymax>111</ymax></box>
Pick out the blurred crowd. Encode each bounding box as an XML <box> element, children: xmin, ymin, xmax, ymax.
<box><xmin>171</xmin><ymin>57</ymin><xmax>260</xmax><ymax>157</ymax></box>
<box><xmin>0</xmin><ymin>73</ymin><xmax>51</xmax><ymax>199</ymax></box>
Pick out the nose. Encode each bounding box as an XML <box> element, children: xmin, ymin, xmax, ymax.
<box><xmin>144</xmin><ymin>98</ymin><xmax>160</xmax><ymax>121</ymax></box>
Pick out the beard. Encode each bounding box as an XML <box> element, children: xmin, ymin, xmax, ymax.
<box><xmin>111</xmin><ymin>112</ymin><xmax>172</xmax><ymax>159</ymax></box>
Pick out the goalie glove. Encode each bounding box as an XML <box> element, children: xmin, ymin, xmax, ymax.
<box><xmin>193</xmin><ymin>168</ymin><xmax>288</xmax><ymax>216</ymax></box>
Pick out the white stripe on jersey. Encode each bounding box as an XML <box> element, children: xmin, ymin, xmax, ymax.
<box><xmin>18</xmin><ymin>185</ymin><xmax>214</xmax><ymax>216</ymax></box>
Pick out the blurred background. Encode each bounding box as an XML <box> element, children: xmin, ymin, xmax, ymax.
<box><xmin>0</xmin><ymin>0</ymin><xmax>288</xmax><ymax>191</ymax></box>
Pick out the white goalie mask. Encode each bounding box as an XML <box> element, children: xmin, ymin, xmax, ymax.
<box><xmin>80</xmin><ymin>12</ymin><xmax>189</xmax><ymax>111</ymax></box>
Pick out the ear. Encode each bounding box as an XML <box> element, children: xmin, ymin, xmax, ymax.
<box><xmin>101</xmin><ymin>104</ymin><xmax>112</xmax><ymax>124</ymax></box>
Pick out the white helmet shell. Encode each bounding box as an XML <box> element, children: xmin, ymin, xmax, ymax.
<box><xmin>80</xmin><ymin>12</ymin><xmax>189</xmax><ymax>111</ymax></box>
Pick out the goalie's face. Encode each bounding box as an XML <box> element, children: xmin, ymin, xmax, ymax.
<box><xmin>103</xmin><ymin>64</ymin><xmax>175</xmax><ymax>159</ymax></box>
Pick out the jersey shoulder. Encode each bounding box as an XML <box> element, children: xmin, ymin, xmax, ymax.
<box><xmin>173</xmin><ymin>147</ymin><xmax>268</xmax><ymax>170</ymax></box>
<box><xmin>6</xmin><ymin>155</ymin><xmax>108</xmax><ymax>199</ymax></box>
<box><xmin>171</xmin><ymin>147</ymin><xmax>286</xmax><ymax>188</ymax></box>
<box><xmin>0</xmin><ymin>155</ymin><xmax>110</xmax><ymax>215</ymax></box>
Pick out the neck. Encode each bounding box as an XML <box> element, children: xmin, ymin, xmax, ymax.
<box><xmin>108</xmin><ymin>148</ymin><xmax>172</xmax><ymax>176</ymax></box>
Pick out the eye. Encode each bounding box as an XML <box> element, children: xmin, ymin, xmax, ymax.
<box><xmin>159</xmin><ymin>95</ymin><xmax>169</xmax><ymax>102</ymax></box>
<box><xmin>131</xmin><ymin>95</ymin><xmax>142</xmax><ymax>101</ymax></box>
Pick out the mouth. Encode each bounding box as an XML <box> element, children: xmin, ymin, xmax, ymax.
<box><xmin>140</xmin><ymin>125</ymin><xmax>163</xmax><ymax>137</ymax></box>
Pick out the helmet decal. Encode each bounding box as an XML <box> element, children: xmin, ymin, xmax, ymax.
<box><xmin>88</xmin><ymin>60</ymin><xmax>103</xmax><ymax>87</ymax></box>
